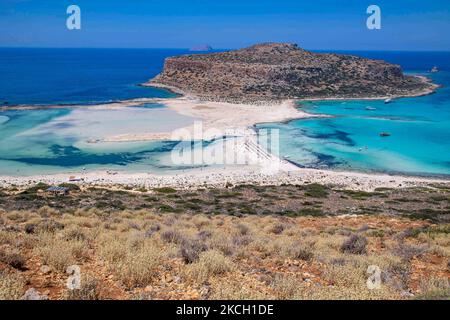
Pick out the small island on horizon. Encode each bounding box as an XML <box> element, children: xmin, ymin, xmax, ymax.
<box><xmin>189</xmin><ymin>44</ymin><xmax>213</xmax><ymax>52</ymax></box>
<box><xmin>146</xmin><ymin>43</ymin><xmax>438</xmax><ymax>103</ymax></box>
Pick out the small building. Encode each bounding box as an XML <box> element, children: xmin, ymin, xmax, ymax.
<box><xmin>46</xmin><ymin>186</ymin><xmax>70</xmax><ymax>196</ymax></box>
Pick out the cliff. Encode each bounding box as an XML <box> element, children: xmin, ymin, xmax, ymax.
<box><xmin>146</xmin><ymin>43</ymin><xmax>436</xmax><ymax>103</ymax></box>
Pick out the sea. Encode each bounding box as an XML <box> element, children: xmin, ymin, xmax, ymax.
<box><xmin>0</xmin><ymin>48</ymin><xmax>449</xmax><ymax>177</ymax></box>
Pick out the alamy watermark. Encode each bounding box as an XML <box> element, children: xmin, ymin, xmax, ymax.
<box><xmin>64</xmin><ymin>5</ymin><xmax>380</xmax><ymax>32</ymax></box>
<box><xmin>66</xmin><ymin>265</ymin><xmax>81</xmax><ymax>290</ymax></box>
<box><xmin>66</xmin><ymin>5</ymin><xmax>81</xmax><ymax>30</ymax></box>
<box><xmin>170</xmin><ymin>122</ymin><xmax>282</xmax><ymax>172</ymax></box>
<box><xmin>367</xmin><ymin>5</ymin><xmax>381</xmax><ymax>30</ymax></box>
<box><xmin>367</xmin><ymin>265</ymin><xmax>382</xmax><ymax>289</ymax></box>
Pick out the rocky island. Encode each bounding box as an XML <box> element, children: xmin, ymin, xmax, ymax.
<box><xmin>146</xmin><ymin>43</ymin><xmax>437</xmax><ymax>103</ymax></box>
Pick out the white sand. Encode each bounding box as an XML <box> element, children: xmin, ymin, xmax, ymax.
<box><xmin>22</xmin><ymin>103</ymin><xmax>196</xmax><ymax>144</ymax></box>
<box><xmin>0</xmin><ymin>98</ymin><xmax>161</xmax><ymax>111</ymax></box>
<box><xmin>0</xmin><ymin>166</ymin><xmax>448</xmax><ymax>192</ymax></box>
<box><xmin>1</xmin><ymin>94</ymin><xmax>448</xmax><ymax>191</ymax></box>
<box><xmin>103</xmin><ymin>97</ymin><xmax>317</xmax><ymax>142</ymax></box>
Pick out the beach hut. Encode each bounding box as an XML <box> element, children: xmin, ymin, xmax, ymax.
<box><xmin>46</xmin><ymin>186</ymin><xmax>70</xmax><ymax>196</ymax></box>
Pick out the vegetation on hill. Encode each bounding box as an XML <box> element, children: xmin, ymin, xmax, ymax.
<box><xmin>0</xmin><ymin>183</ymin><xmax>448</xmax><ymax>300</ymax></box>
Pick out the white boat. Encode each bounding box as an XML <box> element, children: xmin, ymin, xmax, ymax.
<box><xmin>431</xmin><ymin>66</ymin><xmax>439</xmax><ymax>73</ymax></box>
<box><xmin>365</xmin><ymin>106</ymin><xmax>376</xmax><ymax>110</ymax></box>
<box><xmin>384</xmin><ymin>98</ymin><xmax>392</xmax><ymax>104</ymax></box>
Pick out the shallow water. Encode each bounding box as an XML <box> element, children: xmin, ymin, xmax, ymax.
<box><xmin>0</xmin><ymin>104</ymin><xmax>200</xmax><ymax>175</ymax></box>
<box><xmin>257</xmin><ymin>71</ymin><xmax>450</xmax><ymax>176</ymax></box>
<box><xmin>1</xmin><ymin>49</ymin><xmax>449</xmax><ymax>176</ymax></box>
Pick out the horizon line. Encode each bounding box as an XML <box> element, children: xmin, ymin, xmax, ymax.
<box><xmin>1</xmin><ymin>46</ymin><xmax>450</xmax><ymax>53</ymax></box>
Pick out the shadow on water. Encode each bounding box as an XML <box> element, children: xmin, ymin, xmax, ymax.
<box><xmin>1</xmin><ymin>142</ymin><xmax>180</xmax><ymax>167</ymax></box>
<box><xmin>1</xmin><ymin>139</ymin><xmax>216</xmax><ymax>169</ymax></box>
<box><xmin>302</xmin><ymin>129</ymin><xmax>355</xmax><ymax>147</ymax></box>
<box><xmin>310</xmin><ymin>151</ymin><xmax>343</xmax><ymax>167</ymax></box>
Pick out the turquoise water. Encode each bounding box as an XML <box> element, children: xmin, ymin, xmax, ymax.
<box><xmin>0</xmin><ymin>48</ymin><xmax>205</xmax><ymax>175</ymax></box>
<box><xmin>257</xmin><ymin>71</ymin><xmax>450</xmax><ymax>176</ymax></box>
<box><xmin>0</xmin><ymin>49</ymin><xmax>449</xmax><ymax>176</ymax></box>
<box><xmin>0</xmin><ymin>104</ymin><xmax>202</xmax><ymax>175</ymax></box>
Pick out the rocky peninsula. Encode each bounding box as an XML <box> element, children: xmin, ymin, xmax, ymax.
<box><xmin>146</xmin><ymin>43</ymin><xmax>437</xmax><ymax>103</ymax></box>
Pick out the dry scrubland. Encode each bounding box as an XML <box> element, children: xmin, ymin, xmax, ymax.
<box><xmin>0</xmin><ymin>183</ymin><xmax>449</xmax><ymax>300</ymax></box>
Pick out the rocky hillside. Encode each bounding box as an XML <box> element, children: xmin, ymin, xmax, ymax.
<box><xmin>146</xmin><ymin>43</ymin><xmax>435</xmax><ymax>103</ymax></box>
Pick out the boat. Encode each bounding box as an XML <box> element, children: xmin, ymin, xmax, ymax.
<box><xmin>379</xmin><ymin>132</ymin><xmax>391</xmax><ymax>137</ymax></box>
<box><xmin>384</xmin><ymin>98</ymin><xmax>392</xmax><ymax>104</ymax></box>
<box><xmin>365</xmin><ymin>106</ymin><xmax>376</xmax><ymax>111</ymax></box>
<box><xmin>431</xmin><ymin>66</ymin><xmax>439</xmax><ymax>73</ymax></box>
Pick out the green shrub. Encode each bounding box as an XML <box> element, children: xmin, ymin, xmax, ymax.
<box><xmin>154</xmin><ymin>187</ymin><xmax>177</xmax><ymax>194</ymax></box>
<box><xmin>303</xmin><ymin>184</ymin><xmax>329</xmax><ymax>198</ymax></box>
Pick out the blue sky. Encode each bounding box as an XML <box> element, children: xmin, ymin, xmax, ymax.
<box><xmin>0</xmin><ymin>0</ymin><xmax>449</xmax><ymax>50</ymax></box>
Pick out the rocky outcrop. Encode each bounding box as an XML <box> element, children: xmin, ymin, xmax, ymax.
<box><xmin>146</xmin><ymin>43</ymin><xmax>436</xmax><ymax>103</ymax></box>
<box><xmin>21</xmin><ymin>288</ymin><xmax>49</xmax><ymax>300</ymax></box>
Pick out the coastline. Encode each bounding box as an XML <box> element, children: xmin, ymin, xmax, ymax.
<box><xmin>2</xmin><ymin>74</ymin><xmax>437</xmax><ymax>111</ymax></box>
<box><xmin>0</xmin><ymin>73</ymin><xmax>448</xmax><ymax>190</ymax></box>
<box><xmin>0</xmin><ymin>165</ymin><xmax>449</xmax><ymax>192</ymax></box>
<box><xmin>145</xmin><ymin>74</ymin><xmax>439</xmax><ymax>104</ymax></box>
<box><xmin>0</xmin><ymin>97</ymin><xmax>162</xmax><ymax>111</ymax></box>
<box><xmin>295</xmin><ymin>75</ymin><xmax>440</xmax><ymax>102</ymax></box>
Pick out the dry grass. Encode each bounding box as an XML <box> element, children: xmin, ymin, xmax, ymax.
<box><xmin>0</xmin><ymin>206</ymin><xmax>448</xmax><ymax>300</ymax></box>
<box><xmin>115</xmin><ymin>242</ymin><xmax>166</xmax><ymax>289</ymax></box>
<box><xmin>415</xmin><ymin>278</ymin><xmax>450</xmax><ymax>300</ymax></box>
<box><xmin>210</xmin><ymin>280</ymin><xmax>269</xmax><ymax>300</ymax></box>
<box><xmin>98</xmin><ymin>233</ymin><xmax>168</xmax><ymax>289</ymax></box>
<box><xmin>185</xmin><ymin>250</ymin><xmax>235</xmax><ymax>284</ymax></box>
<box><xmin>34</xmin><ymin>232</ymin><xmax>88</xmax><ymax>272</ymax></box>
<box><xmin>0</xmin><ymin>271</ymin><xmax>25</xmax><ymax>300</ymax></box>
<box><xmin>65</xmin><ymin>275</ymin><xmax>102</xmax><ymax>300</ymax></box>
<box><xmin>0</xmin><ymin>248</ymin><xmax>26</xmax><ymax>270</ymax></box>
<box><xmin>341</xmin><ymin>234</ymin><xmax>368</xmax><ymax>254</ymax></box>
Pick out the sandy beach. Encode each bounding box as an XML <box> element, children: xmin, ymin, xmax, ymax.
<box><xmin>105</xmin><ymin>73</ymin><xmax>439</xmax><ymax>143</ymax></box>
<box><xmin>3</xmin><ymin>96</ymin><xmax>317</xmax><ymax>142</ymax></box>
<box><xmin>3</xmin><ymin>72</ymin><xmax>436</xmax><ymax>144</ymax></box>
<box><xmin>1</xmin><ymin>78</ymin><xmax>448</xmax><ymax>190</ymax></box>
<box><xmin>0</xmin><ymin>165</ymin><xmax>448</xmax><ymax>192</ymax></box>
<box><xmin>104</xmin><ymin>97</ymin><xmax>316</xmax><ymax>142</ymax></box>
<box><xmin>0</xmin><ymin>97</ymin><xmax>160</xmax><ymax>111</ymax></box>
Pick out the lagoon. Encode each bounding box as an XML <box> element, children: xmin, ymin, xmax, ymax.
<box><xmin>0</xmin><ymin>49</ymin><xmax>449</xmax><ymax>177</ymax></box>
<box><xmin>257</xmin><ymin>70</ymin><xmax>450</xmax><ymax>176</ymax></box>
